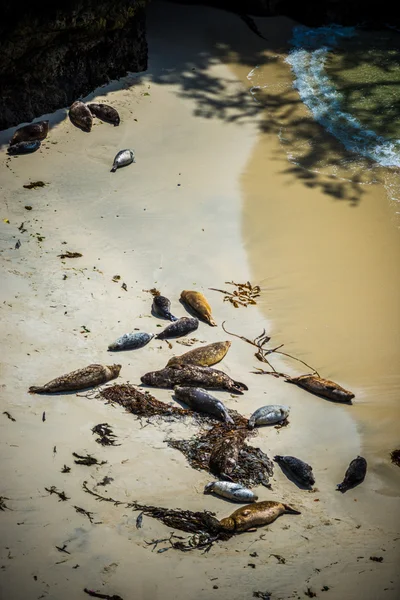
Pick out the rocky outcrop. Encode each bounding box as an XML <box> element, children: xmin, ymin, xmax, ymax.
<box><xmin>0</xmin><ymin>0</ymin><xmax>148</xmax><ymax>130</ymax></box>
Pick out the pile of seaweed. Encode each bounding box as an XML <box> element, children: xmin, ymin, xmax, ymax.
<box><xmin>168</xmin><ymin>422</ymin><xmax>273</xmax><ymax>488</ymax></box>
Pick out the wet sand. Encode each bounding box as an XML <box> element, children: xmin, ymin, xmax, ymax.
<box><xmin>0</xmin><ymin>2</ymin><xmax>399</xmax><ymax>599</ymax></box>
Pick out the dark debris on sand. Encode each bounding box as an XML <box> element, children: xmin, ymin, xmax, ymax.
<box><xmin>390</xmin><ymin>448</ymin><xmax>400</xmax><ymax>467</ymax></box>
<box><xmin>91</xmin><ymin>423</ymin><xmax>120</xmax><ymax>446</ymax></box>
<box><xmin>167</xmin><ymin>421</ymin><xmax>273</xmax><ymax>488</ymax></box>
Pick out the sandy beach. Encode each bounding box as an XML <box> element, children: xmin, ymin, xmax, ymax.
<box><xmin>1</xmin><ymin>2</ymin><xmax>399</xmax><ymax>599</ymax></box>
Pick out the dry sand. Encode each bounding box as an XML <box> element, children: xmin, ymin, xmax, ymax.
<box><xmin>0</xmin><ymin>2</ymin><xmax>399</xmax><ymax>600</ymax></box>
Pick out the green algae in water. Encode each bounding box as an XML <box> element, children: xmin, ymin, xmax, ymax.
<box><xmin>325</xmin><ymin>30</ymin><xmax>400</xmax><ymax>140</ymax></box>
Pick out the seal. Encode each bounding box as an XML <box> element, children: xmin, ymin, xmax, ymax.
<box><xmin>152</xmin><ymin>294</ymin><xmax>178</xmax><ymax>321</ymax></box>
<box><xmin>108</xmin><ymin>332</ymin><xmax>154</xmax><ymax>351</ymax></box>
<box><xmin>286</xmin><ymin>374</ymin><xmax>354</xmax><ymax>403</ymax></box>
<box><xmin>180</xmin><ymin>290</ymin><xmax>217</xmax><ymax>326</ymax></box>
<box><xmin>204</xmin><ymin>481</ymin><xmax>258</xmax><ymax>503</ymax></box>
<box><xmin>219</xmin><ymin>500</ymin><xmax>301</xmax><ymax>532</ymax></box>
<box><xmin>174</xmin><ymin>386</ymin><xmax>234</xmax><ymax>424</ymax></box>
<box><xmin>336</xmin><ymin>456</ymin><xmax>367</xmax><ymax>493</ymax></box>
<box><xmin>87</xmin><ymin>103</ymin><xmax>120</xmax><ymax>126</ymax></box>
<box><xmin>141</xmin><ymin>365</ymin><xmax>248</xmax><ymax>394</ymax></box>
<box><xmin>274</xmin><ymin>455</ymin><xmax>315</xmax><ymax>488</ymax></box>
<box><xmin>10</xmin><ymin>120</ymin><xmax>49</xmax><ymax>146</ymax></box>
<box><xmin>248</xmin><ymin>405</ymin><xmax>290</xmax><ymax>429</ymax></box>
<box><xmin>111</xmin><ymin>149</ymin><xmax>135</xmax><ymax>172</ymax></box>
<box><xmin>167</xmin><ymin>341</ymin><xmax>231</xmax><ymax>368</ymax></box>
<box><xmin>69</xmin><ymin>101</ymin><xmax>93</xmax><ymax>132</ymax></box>
<box><xmin>209</xmin><ymin>431</ymin><xmax>244</xmax><ymax>478</ymax></box>
<box><xmin>7</xmin><ymin>141</ymin><xmax>41</xmax><ymax>155</ymax></box>
<box><xmin>155</xmin><ymin>317</ymin><xmax>198</xmax><ymax>340</ymax></box>
<box><xmin>29</xmin><ymin>364</ymin><xmax>121</xmax><ymax>394</ymax></box>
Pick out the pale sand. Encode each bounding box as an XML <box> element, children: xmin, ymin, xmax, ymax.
<box><xmin>0</xmin><ymin>2</ymin><xmax>399</xmax><ymax>600</ymax></box>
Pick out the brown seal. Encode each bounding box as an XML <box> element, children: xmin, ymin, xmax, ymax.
<box><xmin>10</xmin><ymin>120</ymin><xmax>49</xmax><ymax>146</ymax></box>
<box><xmin>29</xmin><ymin>364</ymin><xmax>121</xmax><ymax>394</ymax></box>
<box><xmin>219</xmin><ymin>500</ymin><xmax>301</xmax><ymax>532</ymax></box>
<box><xmin>69</xmin><ymin>101</ymin><xmax>93</xmax><ymax>132</ymax></box>
<box><xmin>87</xmin><ymin>103</ymin><xmax>120</xmax><ymax>126</ymax></box>
<box><xmin>209</xmin><ymin>430</ymin><xmax>244</xmax><ymax>478</ymax></box>
<box><xmin>180</xmin><ymin>290</ymin><xmax>217</xmax><ymax>326</ymax></box>
<box><xmin>141</xmin><ymin>364</ymin><xmax>248</xmax><ymax>394</ymax></box>
<box><xmin>167</xmin><ymin>341</ymin><xmax>231</xmax><ymax>368</ymax></box>
<box><xmin>286</xmin><ymin>374</ymin><xmax>354</xmax><ymax>403</ymax></box>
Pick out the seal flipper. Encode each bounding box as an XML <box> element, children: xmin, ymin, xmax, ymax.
<box><xmin>29</xmin><ymin>386</ymin><xmax>45</xmax><ymax>394</ymax></box>
<box><xmin>283</xmin><ymin>504</ymin><xmax>301</xmax><ymax>515</ymax></box>
<box><xmin>110</xmin><ymin>165</ymin><xmax>117</xmax><ymax>173</ymax></box>
<box><xmin>230</xmin><ymin>380</ymin><xmax>248</xmax><ymax>394</ymax></box>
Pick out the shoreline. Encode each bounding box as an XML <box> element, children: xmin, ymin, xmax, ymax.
<box><xmin>1</xmin><ymin>2</ymin><xmax>399</xmax><ymax>599</ymax></box>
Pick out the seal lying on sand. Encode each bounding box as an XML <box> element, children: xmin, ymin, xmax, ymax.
<box><xmin>155</xmin><ymin>317</ymin><xmax>198</xmax><ymax>340</ymax></box>
<box><xmin>286</xmin><ymin>374</ymin><xmax>354</xmax><ymax>403</ymax></box>
<box><xmin>209</xmin><ymin>431</ymin><xmax>244</xmax><ymax>479</ymax></box>
<box><xmin>87</xmin><ymin>103</ymin><xmax>120</xmax><ymax>126</ymax></box>
<box><xmin>336</xmin><ymin>456</ymin><xmax>367</xmax><ymax>492</ymax></box>
<box><xmin>219</xmin><ymin>500</ymin><xmax>300</xmax><ymax>532</ymax></box>
<box><xmin>108</xmin><ymin>332</ymin><xmax>154</xmax><ymax>351</ymax></box>
<box><xmin>174</xmin><ymin>386</ymin><xmax>234</xmax><ymax>424</ymax></box>
<box><xmin>248</xmin><ymin>405</ymin><xmax>290</xmax><ymax>429</ymax></box>
<box><xmin>274</xmin><ymin>455</ymin><xmax>315</xmax><ymax>488</ymax></box>
<box><xmin>204</xmin><ymin>481</ymin><xmax>258</xmax><ymax>503</ymax></box>
<box><xmin>152</xmin><ymin>294</ymin><xmax>178</xmax><ymax>321</ymax></box>
<box><xmin>111</xmin><ymin>149</ymin><xmax>135</xmax><ymax>172</ymax></box>
<box><xmin>167</xmin><ymin>341</ymin><xmax>231</xmax><ymax>368</ymax></box>
<box><xmin>29</xmin><ymin>364</ymin><xmax>121</xmax><ymax>394</ymax></box>
<box><xmin>7</xmin><ymin>141</ymin><xmax>41</xmax><ymax>155</ymax></box>
<box><xmin>180</xmin><ymin>290</ymin><xmax>217</xmax><ymax>326</ymax></box>
<box><xmin>141</xmin><ymin>365</ymin><xmax>248</xmax><ymax>394</ymax></box>
<box><xmin>10</xmin><ymin>120</ymin><xmax>49</xmax><ymax>146</ymax></box>
<box><xmin>69</xmin><ymin>101</ymin><xmax>93</xmax><ymax>132</ymax></box>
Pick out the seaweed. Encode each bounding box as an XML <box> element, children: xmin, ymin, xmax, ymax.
<box><xmin>84</xmin><ymin>588</ymin><xmax>123</xmax><ymax>600</ymax></box>
<box><xmin>3</xmin><ymin>411</ymin><xmax>16</xmax><ymax>422</ymax></box>
<box><xmin>390</xmin><ymin>449</ymin><xmax>400</xmax><ymax>467</ymax></box>
<box><xmin>58</xmin><ymin>251</ymin><xmax>83</xmax><ymax>259</ymax></box>
<box><xmin>61</xmin><ymin>465</ymin><xmax>71</xmax><ymax>473</ymax></box>
<box><xmin>74</xmin><ymin>506</ymin><xmax>95</xmax><ymax>523</ymax></box>
<box><xmin>45</xmin><ymin>486</ymin><xmax>69</xmax><ymax>501</ymax></box>
<box><xmin>73</xmin><ymin>452</ymin><xmax>107</xmax><ymax>466</ymax></box>
<box><xmin>167</xmin><ymin>422</ymin><xmax>273</xmax><ymax>488</ymax></box>
<box><xmin>23</xmin><ymin>181</ymin><xmax>46</xmax><ymax>189</ymax></box>
<box><xmin>0</xmin><ymin>496</ymin><xmax>10</xmax><ymax>511</ymax></box>
<box><xmin>209</xmin><ymin>281</ymin><xmax>261</xmax><ymax>308</ymax></box>
<box><xmin>91</xmin><ymin>423</ymin><xmax>120</xmax><ymax>446</ymax></box>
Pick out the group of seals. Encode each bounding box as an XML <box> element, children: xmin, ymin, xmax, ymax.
<box><xmin>7</xmin><ymin>120</ymin><xmax>49</xmax><ymax>155</ymax></box>
<box><xmin>68</xmin><ymin>101</ymin><xmax>121</xmax><ymax>133</ymax></box>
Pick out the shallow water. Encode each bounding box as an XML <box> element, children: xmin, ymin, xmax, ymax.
<box><xmin>234</xmin><ymin>27</ymin><xmax>400</xmax><ymax>487</ymax></box>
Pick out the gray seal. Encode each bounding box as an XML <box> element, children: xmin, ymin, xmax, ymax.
<box><xmin>141</xmin><ymin>364</ymin><xmax>248</xmax><ymax>394</ymax></box>
<box><xmin>248</xmin><ymin>405</ymin><xmax>290</xmax><ymax>429</ymax></box>
<box><xmin>152</xmin><ymin>294</ymin><xmax>178</xmax><ymax>321</ymax></box>
<box><xmin>336</xmin><ymin>456</ymin><xmax>367</xmax><ymax>493</ymax></box>
<box><xmin>174</xmin><ymin>386</ymin><xmax>234</xmax><ymax>424</ymax></box>
<box><xmin>108</xmin><ymin>332</ymin><xmax>154</xmax><ymax>351</ymax></box>
<box><xmin>274</xmin><ymin>455</ymin><xmax>315</xmax><ymax>488</ymax></box>
<box><xmin>87</xmin><ymin>103</ymin><xmax>120</xmax><ymax>126</ymax></box>
<box><xmin>204</xmin><ymin>481</ymin><xmax>258</xmax><ymax>503</ymax></box>
<box><xmin>8</xmin><ymin>141</ymin><xmax>41</xmax><ymax>155</ymax></box>
<box><xmin>111</xmin><ymin>149</ymin><xmax>135</xmax><ymax>172</ymax></box>
<box><xmin>155</xmin><ymin>317</ymin><xmax>198</xmax><ymax>340</ymax></box>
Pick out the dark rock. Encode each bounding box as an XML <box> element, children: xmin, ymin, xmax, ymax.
<box><xmin>0</xmin><ymin>1</ymin><xmax>148</xmax><ymax>130</ymax></box>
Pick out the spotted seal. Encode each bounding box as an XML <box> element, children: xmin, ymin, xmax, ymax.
<box><xmin>155</xmin><ymin>317</ymin><xmax>198</xmax><ymax>340</ymax></box>
<box><xmin>167</xmin><ymin>341</ymin><xmax>231</xmax><ymax>368</ymax></box>
<box><xmin>111</xmin><ymin>149</ymin><xmax>135</xmax><ymax>172</ymax></box>
<box><xmin>219</xmin><ymin>500</ymin><xmax>300</xmax><ymax>532</ymax></box>
<box><xmin>10</xmin><ymin>120</ymin><xmax>49</xmax><ymax>146</ymax></box>
<box><xmin>29</xmin><ymin>364</ymin><xmax>121</xmax><ymax>394</ymax></box>
<box><xmin>209</xmin><ymin>431</ymin><xmax>244</xmax><ymax>478</ymax></box>
<box><xmin>141</xmin><ymin>365</ymin><xmax>247</xmax><ymax>394</ymax></box>
<box><xmin>174</xmin><ymin>386</ymin><xmax>234</xmax><ymax>424</ymax></box>
<box><xmin>180</xmin><ymin>290</ymin><xmax>217</xmax><ymax>326</ymax></box>
<box><xmin>286</xmin><ymin>374</ymin><xmax>354</xmax><ymax>403</ymax></box>
<box><xmin>152</xmin><ymin>294</ymin><xmax>178</xmax><ymax>321</ymax></box>
<box><xmin>274</xmin><ymin>455</ymin><xmax>315</xmax><ymax>488</ymax></box>
<box><xmin>87</xmin><ymin>103</ymin><xmax>120</xmax><ymax>126</ymax></box>
<box><xmin>336</xmin><ymin>456</ymin><xmax>367</xmax><ymax>493</ymax></box>
<box><xmin>69</xmin><ymin>101</ymin><xmax>93</xmax><ymax>132</ymax></box>
<box><xmin>108</xmin><ymin>332</ymin><xmax>154</xmax><ymax>351</ymax></box>
<box><xmin>8</xmin><ymin>141</ymin><xmax>41</xmax><ymax>155</ymax></box>
<box><xmin>248</xmin><ymin>405</ymin><xmax>290</xmax><ymax>429</ymax></box>
<box><xmin>204</xmin><ymin>481</ymin><xmax>258</xmax><ymax>503</ymax></box>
